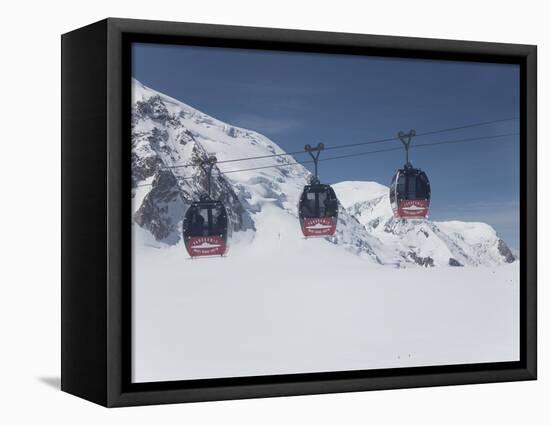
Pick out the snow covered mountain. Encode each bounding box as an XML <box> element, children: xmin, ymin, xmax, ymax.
<box><xmin>131</xmin><ymin>79</ymin><xmax>515</xmax><ymax>267</ymax></box>
<box><xmin>131</xmin><ymin>79</ymin><xmax>380</xmax><ymax>260</ymax></box>
<box><xmin>333</xmin><ymin>181</ymin><xmax>515</xmax><ymax>267</ymax></box>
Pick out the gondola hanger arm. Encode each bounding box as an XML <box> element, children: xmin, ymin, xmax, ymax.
<box><xmin>398</xmin><ymin>130</ymin><xmax>416</xmax><ymax>166</ymax></box>
<box><xmin>304</xmin><ymin>143</ymin><xmax>324</xmax><ymax>180</ymax></box>
<box><xmin>194</xmin><ymin>154</ymin><xmax>218</xmax><ymax>198</ymax></box>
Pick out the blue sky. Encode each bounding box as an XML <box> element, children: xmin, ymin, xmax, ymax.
<box><xmin>132</xmin><ymin>43</ymin><xmax>520</xmax><ymax>250</ymax></box>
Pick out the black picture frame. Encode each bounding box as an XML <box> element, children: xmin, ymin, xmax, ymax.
<box><xmin>61</xmin><ymin>17</ymin><xmax>537</xmax><ymax>407</ymax></box>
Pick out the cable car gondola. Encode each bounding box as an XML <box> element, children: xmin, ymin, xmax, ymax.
<box><xmin>183</xmin><ymin>198</ymin><xmax>228</xmax><ymax>257</ymax></box>
<box><xmin>182</xmin><ymin>156</ymin><xmax>229</xmax><ymax>258</ymax></box>
<box><xmin>298</xmin><ymin>143</ymin><xmax>339</xmax><ymax>237</ymax></box>
<box><xmin>389</xmin><ymin>130</ymin><xmax>431</xmax><ymax>219</ymax></box>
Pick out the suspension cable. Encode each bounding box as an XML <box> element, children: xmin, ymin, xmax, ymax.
<box><xmin>134</xmin><ymin>132</ymin><xmax>518</xmax><ymax>188</ymax></box>
<box><xmin>162</xmin><ymin>117</ymin><xmax>518</xmax><ymax>170</ymax></box>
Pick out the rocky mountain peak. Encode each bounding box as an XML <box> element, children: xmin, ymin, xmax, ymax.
<box><xmin>131</xmin><ymin>79</ymin><xmax>516</xmax><ymax>267</ymax></box>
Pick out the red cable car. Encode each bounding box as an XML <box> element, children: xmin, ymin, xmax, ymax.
<box><xmin>390</xmin><ymin>166</ymin><xmax>431</xmax><ymax>219</ymax></box>
<box><xmin>182</xmin><ymin>155</ymin><xmax>229</xmax><ymax>258</ymax></box>
<box><xmin>298</xmin><ymin>143</ymin><xmax>339</xmax><ymax>237</ymax></box>
<box><xmin>299</xmin><ymin>183</ymin><xmax>339</xmax><ymax>236</ymax></box>
<box><xmin>390</xmin><ymin>130</ymin><xmax>431</xmax><ymax>219</ymax></box>
<box><xmin>183</xmin><ymin>199</ymin><xmax>228</xmax><ymax>257</ymax></box>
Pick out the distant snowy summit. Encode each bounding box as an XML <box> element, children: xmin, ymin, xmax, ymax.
<box><xmin>131</xmin><ymin>79</ymin><xmax>515</xmax><ymax>267</ymax></box>
<box><xmin>333</xmin><ymin>181</ymin><xmax>515</xmax><ymax>267</ymax></box>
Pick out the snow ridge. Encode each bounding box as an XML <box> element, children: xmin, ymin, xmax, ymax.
<box><xmin>333</xmin><ymin>181</ymin><xmax>516</xmax><ymax>267</ymax></box>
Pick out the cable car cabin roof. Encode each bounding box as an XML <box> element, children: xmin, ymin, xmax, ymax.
<box><xmin>393</xmin><ymin>166</ymin><xmax>429</xmax><ymax>178</ymax></box>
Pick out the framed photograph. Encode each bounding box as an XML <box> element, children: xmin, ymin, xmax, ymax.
<box><xmin>61</xmin><ymin>18</ymin><xmax>536</xmax><ymax>407</ymax></box>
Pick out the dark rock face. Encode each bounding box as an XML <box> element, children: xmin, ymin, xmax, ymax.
<box><xmin>408</xmin><ymin>251</ymin><xmax>434</xmax><ymax>267</ymax></box>
<box><xmin>131</xmin><ymin>128</ymin><xmax>163</xmax><ymax>187</ymax></box>
<box><xmin>134</xmin><ymin>171</ymin><xmax>187</xmax><ymax>244</ymax></box>
<box><xmin>131</xmin><ymin>152</ymin><xmax>161</xmax><ymax>186</ymax></box>
<box><xmin>449</xmin><ymin>258</ymin><xmax>464</xmax><ymax>267</ymax></box>
<box><xmin>134</xmin><ymin>95</ymin><xmax>173</xmax><ymax>126</ymax></box>
<box><xmin>497</xmin><ymin>239</ymin><xmax>516</xmax><ymax>263</ymax></box>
